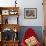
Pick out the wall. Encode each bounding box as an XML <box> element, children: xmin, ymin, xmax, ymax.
<box><xmin>0</xmin><ymin>0</ymin><xmax>44</xmax><ymax>26</ymax></box>
<box><xmin>19</xmin><ymin>0</ymin><xmax>44</xmax><ymax>26</ymax></box>
<box><xmin>0</xmin><ymin>0</ymin><xmax>44</xmax><ymax>44</ymax></box>
<box><xmin>18</xmin><ymin>26</ymin><xmax>43</xmax><ymax>44</ymax></box>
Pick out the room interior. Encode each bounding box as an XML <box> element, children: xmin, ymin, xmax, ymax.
<box><xmin>0</xmin><ymin>0</ymin><xmax>46</xmax><ymax>46</ymax></box>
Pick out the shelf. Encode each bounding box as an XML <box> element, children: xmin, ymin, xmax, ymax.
<box><xmin>0</xmin><ymin>7</ymin><xmax>19</xmax><ymax>24</ymax></box>
<box><xmin>2</xmin><ymin>40</ymin><xmax>19</xmax><ymax>43</ymax></box>
<box><xmin>0</xmin><ymin>7</ymin><xmax>19</xmax><ymax>16</ymax></box>
<box><xmin>0</xmin><ymin>7</ymin><xmax>19</xmax><ymax>10</ymax></box>
<box><xmin>1</xmin><ymin>15</ymin><xmax>18</xmax><ymax>24</ymax></box>
<box><xmin>0</xmin><ymin>7</ymin><xmax>20</xmax><ymax>46</ymax></box>
<box><xmin>1</xmin><ymin>40</ymin><xmax>19</xmax><ymax>46</ymax></box>
<box><xmin>0</xmin><ymin>24</ymin><xmax>20</xmax><ymax>32</ymax></box>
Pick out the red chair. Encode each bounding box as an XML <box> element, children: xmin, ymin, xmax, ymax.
<box><xmin>21</xmin><ymin>28</ymin><xmax>41</xmax><ymax>46</ymax></box>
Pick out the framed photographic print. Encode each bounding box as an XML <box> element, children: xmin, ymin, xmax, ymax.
<box><xmin>24</xmin><ymin>8</ymin><xmax>37</xmax><ymax>19</ymax></box>
<box><xmin>2</xmin><ymin>10</ymin><xmax>9</xmax><ymax>15</ymax></box>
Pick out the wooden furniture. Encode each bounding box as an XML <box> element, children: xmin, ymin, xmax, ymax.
<box><xmin>0</xmin><ymin>7</ymin><xmax>19</xmax><ymax>24</ymax></box>
<box><xmin>0</xmin><ymin>41</ymin><xmax>2</xmax><ymax>46</ymax></box>
<box><xmin>43</xmin><ymin>0</ymin><xmax>46</xmax><ymax>27</ymax></box>
<box><xmin>0</xmin><ymin>7</ymin><xmax>19</xmax><ymax>46</ymax></box>
<box><xmin>0</xmin><ymin>24</ymin><xmax>19</xmax><ymax>31</ymax></box>
<box><xmin>43</xmin><ymin>0</ymin><xmax>46</xmax><ymax>46</ymax></box>
<box><xmin>44</xmin><ymin>29</ymin><xmax>46</xmax><ymax>46</ymax></box>
<box><xmin>2</xmin><ymin>41</ymin><xmax>19</xmax><ymax>46</ymax></box>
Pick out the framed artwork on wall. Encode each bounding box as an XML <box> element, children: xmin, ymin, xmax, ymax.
<box><xmin>2</xmin><ymin>10</ymin><xmax>9</xmax><ymax>15</ymax></box>
<box><xmin>24</xmin><ymin>8</ymin><xmax>37</xmax><ymax>19</ymax></box>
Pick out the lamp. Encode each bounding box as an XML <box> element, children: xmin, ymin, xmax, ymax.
<box><xmin>15</xmin><ymin>0</ymin><xmax>17</xmax><ymax>7</ymax></box>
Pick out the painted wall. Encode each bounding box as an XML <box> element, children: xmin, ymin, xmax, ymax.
<box><xmin>18</xmin><ymin>26</ymin><xmax>43</xmax><ymax>44</ymax></box>
<box><xmin>0</xmin><ymin>0</ymin><xmax>44</xmax><ymax>44</ymax></box>
<box><xmin>20</xmin><ymin>0</ymin><xmax>43</xmax><ymax>26</ymax></box>
<box><xmin>19</xmin><ymin>0</ymin><xmax>44</xmax><ymax>26</ymax></box>
<box><xmin>0</xmin><ymin>0</ymin><xmax>44</xmax><ymax>26</ymax></box>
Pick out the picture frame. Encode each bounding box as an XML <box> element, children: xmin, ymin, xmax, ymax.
<box><xmin>2</xmin><ymin>10</ymin><xmax>9</xmax><ymax>15</ymax></box>
<box><xmin>24</xmin><ymin>8</ymin><xmax>37</xmax><ymax>19</ymax></box>
<box><xmin>9</xmin><ymin>10</ymin><xmax>18</xmax><ymax>15</ymax></box>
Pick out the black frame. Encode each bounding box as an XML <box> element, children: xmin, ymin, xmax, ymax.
<box><xmin>24</xmin><ymin>8</ymin><xmax>37</xmax><ymax>19</ymax></box>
